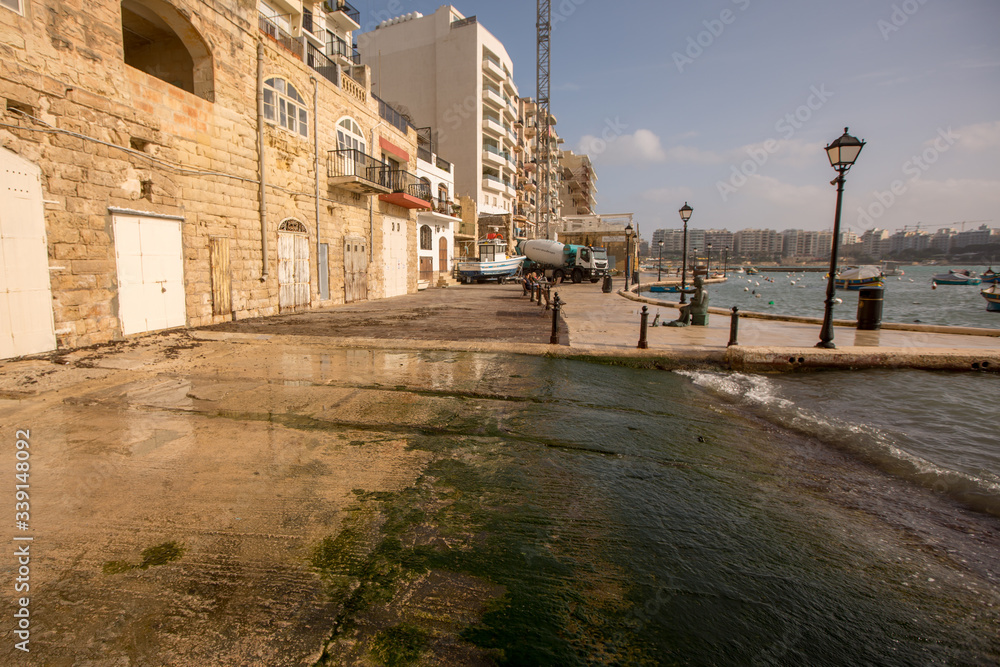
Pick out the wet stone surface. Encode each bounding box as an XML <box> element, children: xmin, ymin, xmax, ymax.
<box><xmin>1</xmin><ymin>331</ymin><xmax>999</xmax><ymax>665</ymax></box>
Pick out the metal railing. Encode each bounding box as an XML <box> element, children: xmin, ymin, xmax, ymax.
<box><xmin>452</xmin><ymin>16</ymin><xmax>477</xmax><ymax>28</ymax></box>
<box><xmin>259</xmin><ymin>13</ymin><xmax>303</xmax><ymax>59</ymax></box>
<box><xmin>417</xmin><ymin>145</ymin><xmax>432</xmax><ymax>163</ymax></box>
<box><xmin>428</xmin><ymin>197</ymin><xmax>456</xmax><ymax>216</ymax></box>
<box><xmin>385</xmin><ymin>169</ymin><xmax>431</xmax><ymax>201</ymax></box>
<box><xmin>483</xmin><ymin>144</ymin><xmax>511</xmax><ymax>162</ymax></box>
<box><xmin>306</xmin><ymin>43</ymin><xmax>338</xmax><ymax>86</ymax></box>
<box><xmin>376</xmin><ymin>95</ymin><xmax>413</xmax><ymax>134</ymax></box>
<box><xmin>325</xmin><ymin>0</ymin><xmax>361</xmax><ymax>26</ymax></box>
<box><xmin>328</xmin><ymin>148</ymin><xmax>389</xmax><ymax>186</ymax></box>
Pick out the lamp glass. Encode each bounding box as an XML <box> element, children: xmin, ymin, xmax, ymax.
<box><xmin>825</xmin><ymin>128</ymin><xmax>865</xmax><ymax>168</ymax></box>
<box><xmin>679</xmin><ymin>203</ymin><xmax>693</xmax><ymax>222</ymax></box>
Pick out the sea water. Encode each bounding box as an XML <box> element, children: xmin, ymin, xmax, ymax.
<box><xmin>426</xmin><ymin>355</ymin><xmax>1000</xmax><ymax>664</ymax></box>
<box><xmin>643</xmin><ymin>265</ymin><xmax>1000</xmax><ymax>329</ymax></box>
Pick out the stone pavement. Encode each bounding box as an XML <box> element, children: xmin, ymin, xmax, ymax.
<box><xmin>196</xmin><ymin>281</ymin><xmax>999</xmax><ymax>373</ymax></box>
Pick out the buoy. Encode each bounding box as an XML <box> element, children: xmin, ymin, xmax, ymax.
<box><xmin>768</xmin><ymin>300</ymin><xmax>775</xmax><ymax>305</ymax></box>
<box><xmin>744</xmin><ymin>287</ymin><xmax>749</xmax><ymax>291</ymax></box>
<box><xmin>932</xmin><ymin>282</ymin><xmax>937</xmax><ymax>290</ymax></box>
<box><xmin>833</xmin><ymin>297</ymin><xmax>842</xmax><ymax>304</ymax></box>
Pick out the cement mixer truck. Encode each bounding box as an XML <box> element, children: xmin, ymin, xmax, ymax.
<box><xmin>518</xmin><ymin>239</ymin><xmax>609</xmax><ymax>283</ymax></box>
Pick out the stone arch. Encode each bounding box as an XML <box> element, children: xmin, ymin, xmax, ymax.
<box><xmin>121</xmin><ymin>0</ymin><xmax>215</xmax><ymax>101</ymax></box>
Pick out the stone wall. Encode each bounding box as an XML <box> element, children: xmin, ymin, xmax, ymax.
<box><xmin>0</xmin><ymin>0</ymin><xmax>419</xmax><ymax>350</ymax></box>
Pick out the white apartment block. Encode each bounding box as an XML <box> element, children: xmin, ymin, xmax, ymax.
<box><xmin>357</xmin><ymin>6</ymin><xmax>519</xmax><ymax>220</ymax></box>
<box><xmin>558</xmin><ymin>151</ymin><xmax>597</xmax><ymax>216</ymax></box>
<box><xmin>733</xmin><ymin>229</ymin><xmax>781</xmax><ymax>255</ymax></box>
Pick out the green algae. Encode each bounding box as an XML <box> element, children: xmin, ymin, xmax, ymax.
<box><xmin>370</xmin><ymin>624</ymin><xmax>428</xmax><ymax>666</ymax></box>
<box><xmin>102</xmin><ymin>541</ymin><xmax>184</xmax><ymax>575</ymax></box>
<box><xmin>312</xmin><ymin>436</ymin><xmax>643</xmax><ymax>666</ymax></box>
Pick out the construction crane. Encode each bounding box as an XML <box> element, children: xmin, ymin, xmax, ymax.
<box><xmin>536</xmin><ymin>0</ymin><xmax>551</xmax><ymax>239</ymax></box>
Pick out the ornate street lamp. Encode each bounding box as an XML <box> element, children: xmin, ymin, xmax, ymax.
<box><xmin>818</xmin><ymin>128</ymin><xmax>866</xmax><ymax>349</ymax></box>
<box><xmin>707</xmin><ymin>242</ymin><xmax>713</xmax><ymax>278</ymax></box>
<box><xmin>657</xmin><ymin>240</ymin><xmax>664</xmax><ymax>281</ymax></box>
<box><xmin>624</xmin><ymin>221</ymin><xmax>634</xmax><ymax>291</ymax></box>
<box><xmin>679</xmin><ymin>203</ymin><xmax>693</xmax><ymax>304</ymax></box>
<box><xmin>723</xmin><ymin>246</ymin><xmax>730</xmax><ymax>277</ymax></box>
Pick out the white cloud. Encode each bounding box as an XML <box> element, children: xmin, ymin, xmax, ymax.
<box><xmin>641</xmin><ymin>186</ymin><xmax>695</xmax><ymax>204</ymax></box>
<box><xmin>952</xmin><ymin>120</ymin><xmax>1000</xmax><ymax>152</ymax></box>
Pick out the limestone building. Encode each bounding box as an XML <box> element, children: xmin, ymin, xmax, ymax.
<box><xmin>1</xmin><ymin>0</ymin><xmax>430</xmax><ymax>358</ymax></box>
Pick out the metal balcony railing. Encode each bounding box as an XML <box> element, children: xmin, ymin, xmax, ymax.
<box><xmin>385</xmin><ymin>169</ymin><xmax>431</xmax><ymax>201</ymax></box>
<box><xmin>306</xmin><ymin>43</ymin><xmax>338</xmax><ymax>86</ymax></box>
<box><xmin>417</xmin><ymin>145</ymin><xmax>433</xmax><ymax>163</ymax></box>
<box><xmin>376</xmin><ymin>95</ymin><xmax>413</xmax><ymax>134</ymax></box>
<box><xmin>259</xmin><ymin>12</ymin><xmax>303</xmax><ymax>59</ymax></box>
<box><xmin>427</xmin><ymin>197</ymin><xmax>456</xmax><ymax>216</ymax></box>
<box><xmin>328</xmin><ymin>148</ymin><xmax>389</xmax><ymax>186</ymax></box>
<box><xmin>483</xmin><ymin>144</ymin><xmax>511</xmax><ymax>162</ymax></box>
<box><xmin>325</xmin><ymin>0</ymin><xmax>361</xmax><ymax>26</ymax></box>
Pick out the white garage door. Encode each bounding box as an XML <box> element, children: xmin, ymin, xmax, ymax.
<box><xmin>113</xmin><ymin>215</ymin><xmax>186</xmax><ymax>335</ymax></box>
<box><xmin>0</xmin><ymin>148</ymin><xmax>56</xmax><ymax>359</ymax></box>
<box><xmin>382</xmin><ymin>216</ymin><xmax>408</xmax><ymax>298</ymax></box>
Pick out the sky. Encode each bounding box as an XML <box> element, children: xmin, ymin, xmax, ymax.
<box><xmin>355</xmin><ymin>0</ymin><xmax>1000</xmax><ymax>241</ymax></box>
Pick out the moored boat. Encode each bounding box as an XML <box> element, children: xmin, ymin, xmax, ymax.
<box><xmin>982</xmin><ymin>283</ymin><xmax>1000</xmax><ymax>312</ymax></box>
<box><xmin>649</xmin><ymin>285</ymin><xmax>682</xmax><ymax>293</ymax></box>
<box><xmin>931</xmin><ymin>270</ymin><xmax>981</xmax><ymax>286</ymax></box>
<box><xmin>834</xmin><ymin>265</ymin><xmax>884</xmax><ymax>290</ymax></box>
<box><xmin>456</xmin><ymin>234</ymin><xmax>525</xmax><ymax>284</ymax></box>
<box><xmin>981</xmin><ymin>267</ymin><xmax>998</xmax><ymax>283</ymax></box>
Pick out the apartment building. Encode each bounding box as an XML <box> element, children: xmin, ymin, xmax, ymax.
<box><xmin>414</xmin><ymin>134</ymin><xmax>461</xmax><ymax>286</ymax></box>
<box><xmin>733</xmin><ymin>229</ymin><xmax>782</xmax><ymax>256</ymax></box>
<box><xmin>558</xmin><ymin>151</ymin><xmax>597</xmax><ymax>216</ymax></box>
<box><xmin>0</xmin><ymin>0</ymin><xmax>427</xmax><ymax>358</ymax></box>
<box><xmin>356</xmin><ymin>6</ymin><xmax>520</xmax><ymax>223</ymax></box>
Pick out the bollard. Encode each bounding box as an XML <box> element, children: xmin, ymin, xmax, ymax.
<box><xmin>638</xmin><ymin>305</ymin><xmax>649</xmax><ymax>349</ymax></box>
<box><xmin>602</xmin><ymin>274</ymin><xmax>613</xmax><ymax>293</ymax></box>
<box><xmin>550</xmin><ymin>292</ymin><xmax>562</xmax><ymax>344</ymax></box>
<box><xmin>544</xmin><ymin>285</ymin><xmax>552</xmax><ymax>310</ymax></box>
<box><xmin>727</xmin><ymin>306</ymin><xmax>739</xmax><ymax>347</ymax></box>
<box><xmin>541</xmin><ymin>284</ymin><xmax>548</xmax><ymax>308</ymax></box>
<box><xmin>529</xmin><ymin>283</ymin><xmax>536</xmax><ymax>303</ymax></box>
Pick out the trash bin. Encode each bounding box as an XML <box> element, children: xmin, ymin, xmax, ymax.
<box><xmin>857</xmin><ymin>287</ymin><xmax>884</xmax><ymax>330</ymax></box>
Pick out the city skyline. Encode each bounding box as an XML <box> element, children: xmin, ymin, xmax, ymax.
<box><xmin>354</xmin><ymin>0</ymin><xmax>1000</xmax><ymax>240</ymax></box>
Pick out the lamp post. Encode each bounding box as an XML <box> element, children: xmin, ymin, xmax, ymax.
<box><xmin>707</xmin><ymin>242</ymin><xmax>713</xmax><ymax>278</ymax></box>
<box><xmin>624</xmin><ymin>221</ymin><xmax>634</xmax><ymax>291</ymax></box>
<box><xmin>657</xmin><ymin>240</ymin><xmax>664</xmax><ymax>280</ymax></box>
<box><xmin>724</xmin><ymin>246</ymin><xmax>730</xmax><ymax>277</ymax></box>
<box><xmin>818</xmin><ymin>128</ymin><xmax>866</xmax><ymax>349</ymax></box>
<box><xmin>679</xmin><ymin>203</ymin><xmax>693</xmax><ymax>304</ymax></box>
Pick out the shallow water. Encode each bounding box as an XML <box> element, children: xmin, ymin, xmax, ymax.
<box><xmin>643</xmin><ymin>265</ymin><xmax>1000</xmax><ymax>329</ymax></box>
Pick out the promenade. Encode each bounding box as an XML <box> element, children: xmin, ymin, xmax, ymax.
<box><xmin>192</xmin><ymin>280</ymin><xmax>999</xmax><ymax>374</ymax></box>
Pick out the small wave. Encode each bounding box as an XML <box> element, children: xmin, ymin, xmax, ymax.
<box><xmin>677</xmin><ymin>371</ymin><xmax>1000</xmax><ymax>517</ymax></box>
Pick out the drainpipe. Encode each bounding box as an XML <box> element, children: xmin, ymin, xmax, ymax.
<box><xmin>312</xmin><ymin>77</ymin><xmax>321</xmax><ymax>289</ymax></box>
<box><xmin>369</xmin><ymin>121</ymin><xmax>385</xmax><ymax>264</ymax></box>
<box><xmin>257</xmin><ymin>42</ymin><xmax>269</xmax><ymax>280</ymax></box>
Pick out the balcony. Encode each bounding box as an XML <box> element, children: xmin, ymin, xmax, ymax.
<box><xmin>306</xmin><ymin>43</ymin><xmax>338</xmax><ymax>86</ymax></box>
<box><xmin>483</xmin><ymin>56</ymin><xmax>505</xmax><ymax>81</ymax></box>
<box><xmin>524</xmin><ymin>179</ymin><xmax>537</xmax><ymax>192</ymax></box>
<box><xmin>482</xmin><ymin>173</ymin><xmax>512</xmax><ymax>194</ymax></box>
<box><xmin>482</xmin><ymin>144</ymin><xmax>507</xmax><ymax>168</ymax></box>
<box><xmin>379</xmin><ymin>170</ymin><xmax>432</xmax><ymax>209</ymax></box>
<box><xmin>482</xmin><ymin>86</ymin><xmax>504</xmax><ymax>110</ymax></box>
<box><xmin>328</xmin><ymin>149</ymin><xmax>391</xmax><ymax>195</ymax></box>
<box><xmin>482</xmin><ymin>117</ymin><xmax>504</xmax><ymax>138</ymax></box>
<box><xmin>259</xmin><ymin>12</ymin><xmax>303</xmax><ymax>60</ymax></box>
<box><xmin>426</xmin><ymin>197</ymin><xmax>459</xmax><ymax>218</ymax></box>
<box><xmin>325</xmin><ymin>0</ymin><xmax>361</xmax><ymax>33</ymax></box>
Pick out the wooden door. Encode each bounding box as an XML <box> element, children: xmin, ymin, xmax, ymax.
<box><xmin>344</xmin><ymin>236</ymin><xmax>368</xmax><ymax>303</ymax></box>
<box><xmin>209</xmin><ymin>237</ymin><xmax>231</xmax><ymax>316</ymax></box>
<box><xmin>438</xmin><ymin>237</ymin><xmax>448</xmax><ymax>276</ymax></box>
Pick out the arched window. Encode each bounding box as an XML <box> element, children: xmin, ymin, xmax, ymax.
<box><xmin>121</xmin><ymin>0</ymin><xmax>215</xmax><ymax>101</ymax></box>
<box><xmin>337</xmin><ymin>117</ymin><xmax>366</xmax><ymax>153</ymax></box>
<box><xmin>264</xmin><ymin>78</ymin><xmax>308</xmax><ymax>137</ymax></box>
<box><xmin>437</xmin><ymin>184</ymin><xmax>449</xmax><ymax>203</ymax></box>
<box><xmin>419</xmin><ymin>225</ymin><xmax>433</xmax><ymax>250</ymax></box>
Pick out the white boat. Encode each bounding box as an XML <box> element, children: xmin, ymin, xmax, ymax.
<box><xmin>456</xmin><ymin>234</ymin><xmax>525</xmax><ymax>284</ymax></box>
<box><xmin>834</xmin><ymin>265</ymin><xmax>884</xmax><ymax>290</ymax></box>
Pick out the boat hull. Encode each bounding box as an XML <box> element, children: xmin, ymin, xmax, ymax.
<box><xmin>456</xmin><ymin>256</ymin><xmax>525</xmax><ymax>282</ymax></box>
<box><xmin>983</xmin><ymin>286</ymin><xmax>1000</xmax><ymax>312</ymax></box>
<box><xmin>834</xmin><ymin>277</ymin><xmax>884</xmax><ymax>290</ymax></box>
<box><xmin>649</xmin><ymin>285</ymin><xmax>681</xmax><ymax>293</ymax></box>
<box><xmin>932</xmin><ymin>274</ymin><xmax>982</xmax><ymax>286</ymax></box>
